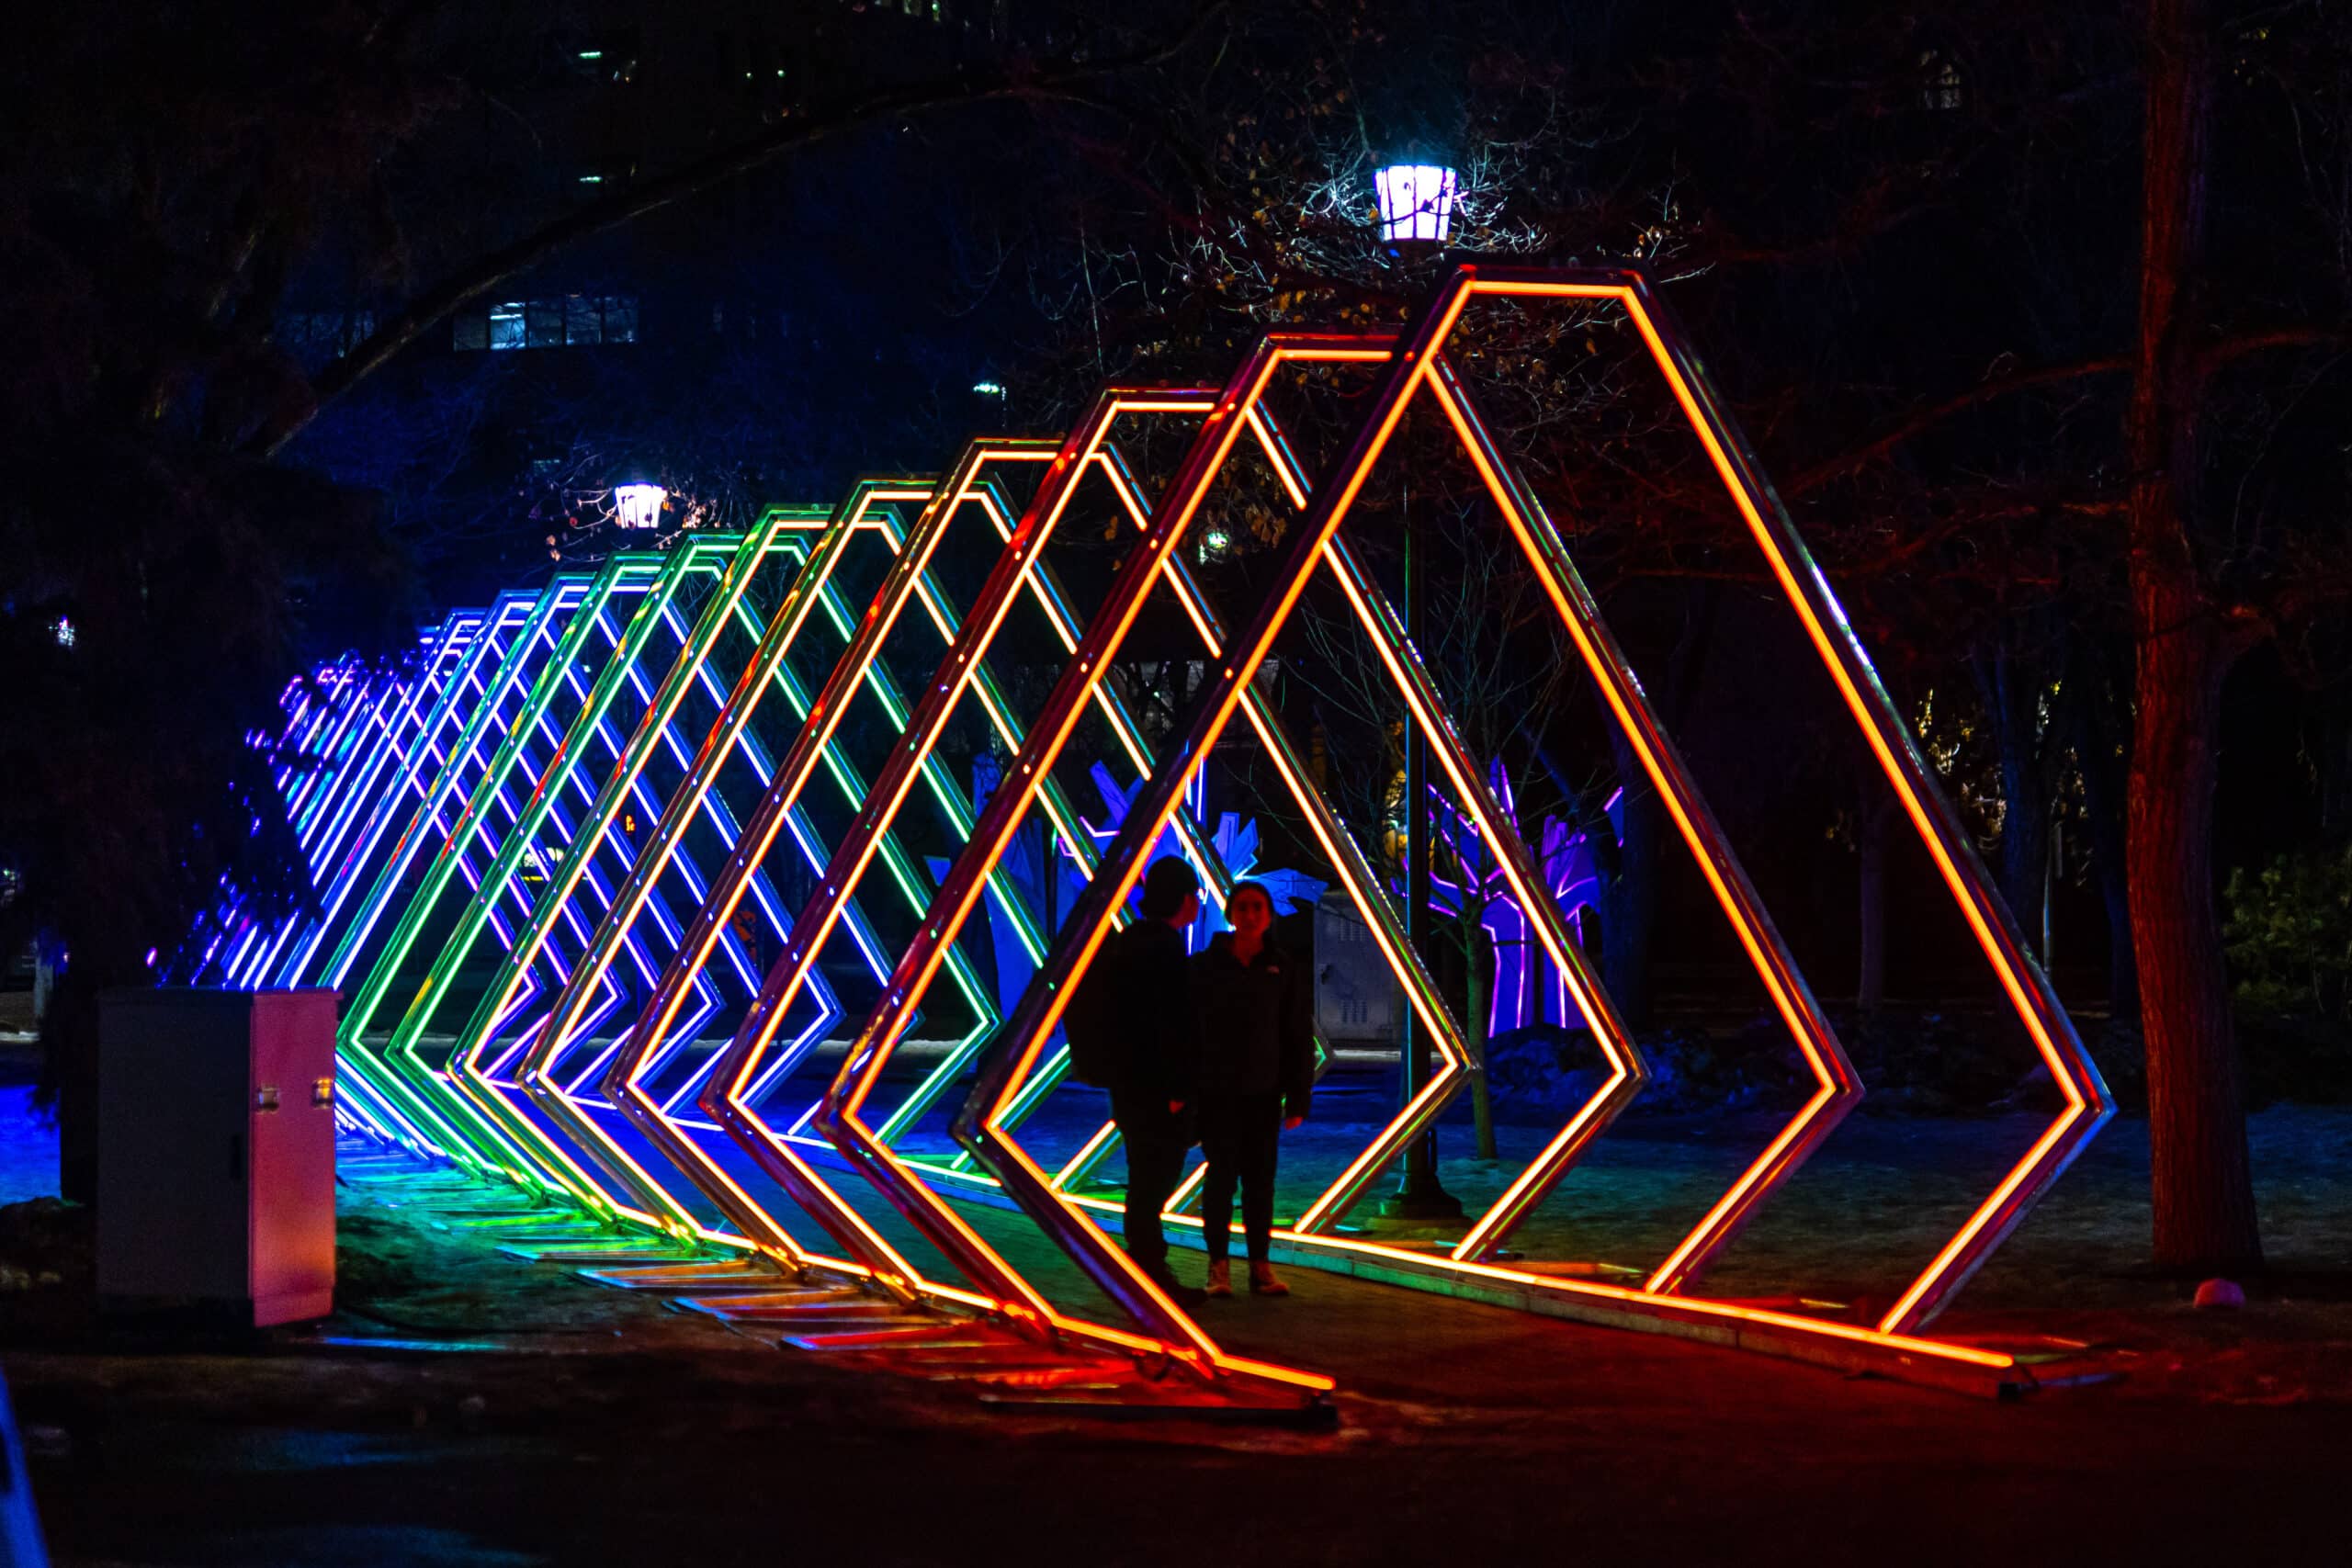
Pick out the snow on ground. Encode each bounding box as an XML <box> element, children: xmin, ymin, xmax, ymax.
<box><xmin>0</xmin><ymin>1035</ymin><xmax>2339</xmax><ymax>1317</ymax></box>
<box><xmin>883</xmin><ymin>1067</ymin><xmax>2352</xmax><ymax>1314</ymax></box>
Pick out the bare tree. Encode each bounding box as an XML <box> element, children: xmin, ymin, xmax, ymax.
<box><xmin>1291</xmin><ymin>490</ymin><xmax>1585</xmax><ymax>1159</ymax></box>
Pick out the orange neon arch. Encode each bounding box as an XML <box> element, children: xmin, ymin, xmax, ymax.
<box><xmin>821</xmin><ymin>267</ymin><xmax>2104</xmax><ymax>1381</ymax></box>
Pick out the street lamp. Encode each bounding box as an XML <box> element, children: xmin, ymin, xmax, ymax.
<box><xmin>1377</xmin><ymin>154</ymin><xmax>1464</xmax><ymax>1222</ymax></box>
<box><xmin>612</xmin><ymin>481</ymin><xmax>666</xmax><ymax>530</ymax></box>
<box><xmin>1374</xmin><ymin>163</ymin><xmax>1459</xmax><ymax>244</ymax></box>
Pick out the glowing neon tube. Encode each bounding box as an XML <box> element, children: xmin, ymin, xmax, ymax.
<box><xmin>788</xmin><ymin>356</ymin><xmax>1397</xmax><ymax>1384</ymax></box>
<box><xmin>518</xmin><ymin>489</ymin><xmax>1040</xmax><ymax>1243</ymax></box>
<box><xmin>220</xmin><ymin>615</ymin><xmax>484</xmax><ymax>994</ymax></box>
<box><xmin>595</xmin><ymin>442</ymin><xmax>1169</xmax><ymax>1280</ymax></box>
<box><xmin>814</xmin><ymin>342</ymin><xmax>1475</xmax><ymax>1381</ymax></box>
<box><xmin>356</xmin><ymin>549</ymin><xmax>730</xmax><ymax>1186</ymax></box>
<box><xmin>332</xmin><ymin>574</ymin><xmax>633</xmax><ymax>1168</ymax></box>
<box><xmin>440</xmin><ymin>520</ymin><xmax>835</xmax><ymax>1219</ymax></box>
<box><xmin>519</xmin><ymin>479</ymin><xmax>1019</xmax><ymax>1255</ymax></box>
<box><xmin>891</xmin><ymin>269</ymin><xmax>2097</xmax><ymax>1371</ymax></box>
<box><xmin>281</xmin><ymin>594</ymin><xmax>542</xmax><ymax>995</ymax></box>
<box><xmin>697</xmin><ymin>406</ymin><xmax>1272</xmax><ymax>1322</ymax></box>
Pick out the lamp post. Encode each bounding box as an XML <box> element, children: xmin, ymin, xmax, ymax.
<box><xmin>1375</xmin><ymin>160</ymin><xmax>1464</xmax><ymax>1221</ymax></box>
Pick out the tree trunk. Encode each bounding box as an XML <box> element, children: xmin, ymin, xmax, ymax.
<box><xmin>43</xmin><ymin>938</ymin><xmax>146</xmax><ymax>1206</ymax></box>
<box><xmin>1594</xmin><ymin>586</ymin><xmax>1718</xmax><ymax>1034</ymax></box>
<box><xmin>2127</xmin><ymin>0</ymin><xmax>2262</xmax><ymax>1273</ymax></box>
<box><xmin>51</xmin><ymin>979</ymin><xmax>99</xmax><ymax>1206</ymax></box>
<box><xmin>1466</xmin><ymin>919</ymin><xmax>1497</xmax><ymax>1161</ymax></box>
<box><xmin>1856</xmin><ymin>772</ymin><xmax>1890</xmax><ymax>1032</ymax></box>
<box><xmin>2066</xmin><ymin>657</ymin><xmax>2141</xmax><ymax>1022</ymax></box>
<box><xmin>1602</xmin><ymin>722</ymin><xmax>1660</xmax><ymax>1032</ymax></box>
<box><xmin>2130</xmin><ymin>604</ymin><xmax>2257</xmax><ymax>1269</ymax></box>
<box><xmin>1973</xmin><ymin>645</ymin><xmax>2052</xmax><ymax>954</ymax></box>
<box><xmin>2098</xmin><ymin>829</ymin><xmax>2140</xmax><ymax>1023</ymax></box>
<box><xmin>2317</xmin><ymin>697</ymin><xmax>2351</xmax><ymax>839</ymax></box>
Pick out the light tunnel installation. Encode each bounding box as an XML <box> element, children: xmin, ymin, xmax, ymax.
<box><xmin>210</xmin><ymin>265</ymin><xmax>2109</xmax><ymax>1407</ymax></box>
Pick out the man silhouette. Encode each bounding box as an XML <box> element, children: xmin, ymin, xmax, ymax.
<box><xmin>1103</xmin><ymin>856</ymin><xmax>1206</xmax><ymax>1306</ymax></box>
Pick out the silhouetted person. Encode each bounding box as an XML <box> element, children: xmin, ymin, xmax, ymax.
<box><xmin>1191</xmin><ymin>882</ymin><xmax>1312</xmax><ymax>1296</ymax></box>
<box><xmin>1105</xmin><ymin>857</ymin><xmax>1206</xmax><ymax>1305</ymax></box>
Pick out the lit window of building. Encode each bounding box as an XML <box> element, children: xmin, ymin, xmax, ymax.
<box><xmin>454</xmin><ymin>295</ymin><xmax>639</xmax><ymax>352</ymax></box>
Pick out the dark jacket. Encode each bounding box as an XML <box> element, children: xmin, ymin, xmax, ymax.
<box><xmin>1106</xmin><ymin>918</ymin><xmax>1199</xmax><ymax>1102</ymax></box>
<box><xmin>1190</xmin><ymin>932</ymin><xmax>1314</xmax><ymax>1118</ymax></box>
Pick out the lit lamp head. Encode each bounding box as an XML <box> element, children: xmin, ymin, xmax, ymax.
<box><xmin>1374</xmin><ymin>162</ymin><xmax>1459</xmax><ymax>248</ymax></box>
<box><xmin>612</xmin><ymin>481</ymin><xmax>666</xmax><ymax>530</ymax></box>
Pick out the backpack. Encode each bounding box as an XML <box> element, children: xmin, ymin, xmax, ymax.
<box><xmin>1060</xmin><ymin>931</ymin><xmax>1129</xmax><ymax>1089</ymax></box>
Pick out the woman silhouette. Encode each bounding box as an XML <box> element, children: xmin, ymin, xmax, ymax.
<box><xmin>1190</xmin><ymin>882</ymin><xmax>1312</xmax><ymax>1296</ymax></box>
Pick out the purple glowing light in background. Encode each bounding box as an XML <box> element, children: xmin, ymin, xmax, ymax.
<box><xmin>1416</xmin><ymin>761</ymin><xmax>1622</xmax><ymax>1038</ymax></box>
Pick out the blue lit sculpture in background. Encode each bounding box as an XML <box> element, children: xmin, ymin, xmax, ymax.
<box><xmin>933</xmin><ymin>754</ymin><xmax>1328</xmax><ymax>1025</ymax></box>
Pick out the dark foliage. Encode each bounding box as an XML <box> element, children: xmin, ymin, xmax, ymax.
<box><xmin>0</xmin><ymin>8</ymin><xmax>433</xmax><ymax>1124</ymax></box>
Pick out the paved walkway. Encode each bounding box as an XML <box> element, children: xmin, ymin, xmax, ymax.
<box><xmin>5</xmin><ymin>1157</ymin><xmax>2346</xmax><ymax>1567</ymax></box>
<box><xmin>2</xmin><ymin>1038</ymin><xmax>2347</xmax><ymax>1568</ymax></box>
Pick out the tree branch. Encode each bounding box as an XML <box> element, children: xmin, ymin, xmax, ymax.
<box><xmin>251</xmin><ymin>4</ymin><xmax>1230</xmax><ymax>458</ymax></box>
<box><xmin>2199</xmin><ymin>325</ymin><xmax>2346</xmax><ymax>373</ymax></box>
<box><xmin>1785</xmin><ymin>355</ymin><xmax>2132</xmax><ymax>497</ymax></box>
<box><xmin>1786</xmin><ymin>325</ymin><xmax>2346</xmax><ymax>500</ymax></box>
